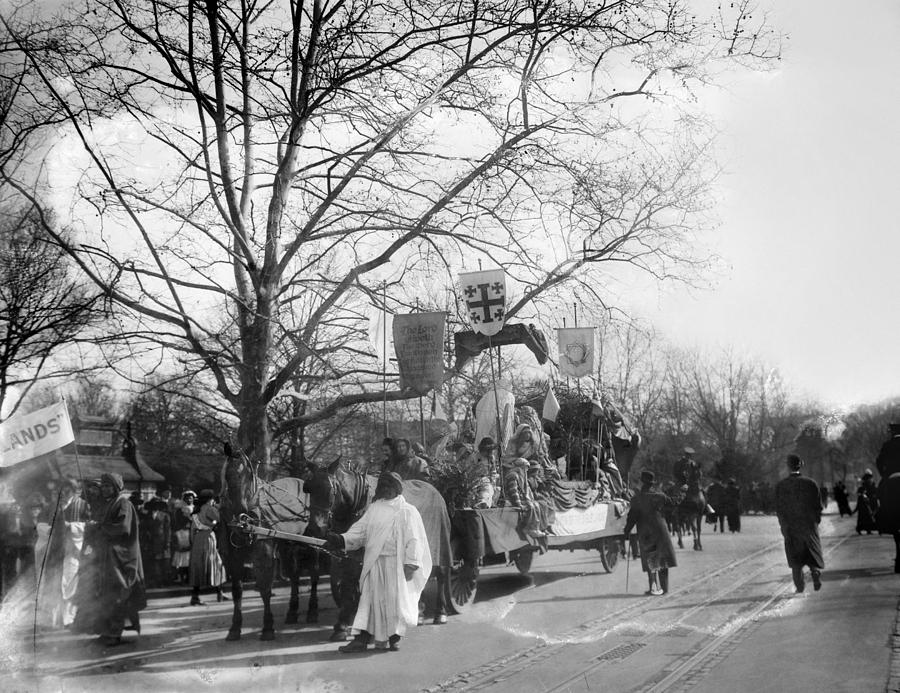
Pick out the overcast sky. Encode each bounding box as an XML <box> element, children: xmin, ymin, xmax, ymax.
<box><xmin>623</xmin><ymin>0</ymin><xmax>900</xmax><ymax>409</ymax></box>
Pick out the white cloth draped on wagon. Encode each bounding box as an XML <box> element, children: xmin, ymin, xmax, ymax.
<box><xmin>341</xmin><ymin>495</ymin><xmax>432</xmax><ymax>643</ymax></box>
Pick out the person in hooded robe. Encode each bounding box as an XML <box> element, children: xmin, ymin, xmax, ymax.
<box><xmin>388</xmin><ymin>438</ymin><xmax>430</xmax><ymax>481</ymax></box>
<box><xmin>188</xmin><ymin>489</ymin><xmax>227</xmax><ymax>605</ymax></box>
<box><xmin>775</xmin><ymin>454</ymin><xmax>824</xmax><ymax>592</ymax></box>
<box><xmin>326</xmin><ymin>472</ymin><xmax>431</xmax><ymax>653</ymax></box>
<box><xmin>91</xmin><ymin>473</ymin><xmax>146</xmax><ymax>645</ymax></box>
<box><xmin>502</xmin><ymin>457</ymin><xmax>555</xmax><ymax>545</ymax></box>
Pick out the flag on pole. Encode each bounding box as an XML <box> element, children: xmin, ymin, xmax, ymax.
<box><xmin>459</xmin><ymin>269</ymin><xmax>506</xmax><ymax>337</ymax></box>
<box><xmin>368</xmin><ymin>304</ymin><xmax>394</xmax><ymax>365</ymax></box>
<box><xmin>557</xmin><ymin>327</ymin><xmax>595</xmax><ymax>378</ymax></box>
<box><xmin>543</xmin><ymin>386</ymin><xmax>561</xmax><ymax>422</ymax></box>
<box><xmin>0</xmin><ymin>401</ymin><xmax>75</xmax><ymax>467</ymax></box>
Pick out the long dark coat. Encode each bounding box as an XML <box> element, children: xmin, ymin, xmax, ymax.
<box><xmin>624</xmin><ymin>488</ymin><xmax>677</xmax><ymax>573</ymax></box>
<box><xmin>775</xmin><ymin>473</ymin><xmax>823</xmax><ymax>570</ymax></box>
<box><xmin>96</xmin><ymin>491</ymin><xmax>147</xmax><ymax>630</ymax></box>
<box><xmin>876</xmin><ymin>435</ymin><xmax>900</xmax><ymax>532</ymax></box>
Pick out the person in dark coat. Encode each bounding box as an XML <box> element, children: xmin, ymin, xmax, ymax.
<box><xmin>92</xmin><ymin>473</ymin><xmax>147</xmax><ymax>645</ymax></box>
<box><xmin>876</xmin><ymin>421</ymin><xmax>900</xmax><ymax>571</ymax></box>
<box><xmin>876</xmin><ymin>422</ymin><xmax>900</xmax><ymax>526</ymax></box>
<box><xmin>775</xmin><ymin>454</ymin><xmax>824</xmax><ymax>593</ymax></box>
<box><xmin>723</xmin><ymin>479</ymin><xmax>742</xmax><ymax>533</ymax></box>
<box><xmin>623</xmin><ymin>470</ymin><xmax>677</xmax><ymax>596</ymax></box>
<box><xmin>832</xmin><ymin>480</ymin><xmax>852</xmax><ymax>517</ymax></box>
<box><xmin>705</xmin><ymin>480</ymin><xmax>726</xmax><ymax>532</ymax></box>
<box><xmin>855</xmin><ymin>470</ymin><xmax>879</xmax><ymax>534</ymax></box>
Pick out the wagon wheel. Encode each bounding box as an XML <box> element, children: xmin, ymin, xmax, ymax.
<box><xmin>444</xmin><ymin>557</ymin><xmax>478</xmax><ymax>614</ymax></box>
<box><xmin>512</xmin><ymin>548</ymin><xmax>534</xmax><ymax>575</ymax></box>
<box><xmin>598</xmin><ymin>538</ymin><xmax>621</xmax><ymax>573</ymax></box>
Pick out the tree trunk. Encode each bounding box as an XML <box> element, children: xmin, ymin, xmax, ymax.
<box><xmin>237</xmin><ymin>318</ymin><xmax>274</xmax><ymax>473</ymax></box>
<box><xmin>237</xmin><ymin>393</ymin><xmax>272</xmax><ymax>475</ymax></box>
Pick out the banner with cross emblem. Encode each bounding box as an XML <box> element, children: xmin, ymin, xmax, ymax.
<box><xmin>459</xmin><ymin>269</ymin><xmax>506</xmax><ymax>337</ymax></box>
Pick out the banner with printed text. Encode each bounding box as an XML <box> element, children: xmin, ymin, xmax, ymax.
<box><xmin>393</xmin><ymin>312</ymin><xmax>447</xmax><ymax>396</ymax></box>
<box><xmin>459</xmin><ymin>269</ymin><xmax>506</xmax><ymax>337</ymax></box>
<box><xmin>0</xmin><ymin>401</ymin><xmax>75</xmax><ymax>468</ymax></box>
<box><xmin>557</xmin><ymin>327</ymin><xmax>595</xmax><ymax>378</ymax></box>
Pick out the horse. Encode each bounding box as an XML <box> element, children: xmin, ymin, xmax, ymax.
<box><xmin>219</xmin><ymin>444</ymin><xmax>323</xmax><ymax>641</ymax></box>
<box><xmin>305</xmin><ymin>459</ymin><xmax>453</xmax><ymax>641</ymax></box>
<box><xmin>674</xmin><ymin>463</ymin><xmax>706</xmax><ymax>551</ymax></box>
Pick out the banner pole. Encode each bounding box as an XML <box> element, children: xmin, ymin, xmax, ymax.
<box><xmin>382</xmin><ymin>282</ymin><xmax>388</xmax><ymax>438</ymax></box>
<box><xmin>419</xmin><ymin>395</ymin><xmax>426</xmax><ymax>448</ymax></box>
<box><xmin>487</xmin><ymin>333</ymin><xmax>505</xmax><ymax>499</ymax></box>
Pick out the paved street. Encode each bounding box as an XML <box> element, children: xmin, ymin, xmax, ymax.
<box><xmin>1</xmin><ymin>506</ymin><xmax>897</xmax><ymax>693</ymax></box>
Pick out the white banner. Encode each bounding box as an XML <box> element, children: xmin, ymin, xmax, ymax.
<box><xmin>0</xmin><ymin>401</ymin><xmax>75</xmax><ymax>467</ymax></box>
<box><xmin>459</xmin><ymin>269</ymin><xmax>506</xmax><ymax>337</ymax></box>
<box><xmin>550</xmin><ymin>503</ymin><xmax>609</xmax><ymax>536</ymax></box>
<box><xmin>557</xmin><ymin>327</ymin><xmax>595</xmax><ymax>378</ymax></box>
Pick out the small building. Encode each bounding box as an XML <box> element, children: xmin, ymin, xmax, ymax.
<box><xmin>0</xmin><ymin>413</ymin><xmax>166</xmax><ymax>506</ymax></box>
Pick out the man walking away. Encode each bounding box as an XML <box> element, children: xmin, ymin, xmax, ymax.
<box><xmin>623</xmin><ymin>470</ymin><xmax>677</xmax><ymax>596</ymax></box>
<box><xmin>775</xmin><ymin>455</ymin><xmax>824</xmax><ymax>593</ymax></box>
<box><xmin>724</xmin><ymin>478</ymin><xmax>742</xmax><ymax>533</ymax></box>
<box><xmin>326</xmin><ymin>472</ymin><xmax>431</xmax><ymax>653</ymax></box>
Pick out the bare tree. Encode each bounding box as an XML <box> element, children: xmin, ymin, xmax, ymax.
<box><xmin>0</xmin><ymin>208</ymin><xmax>101</xmax><ymax>419</ymax></box>
<box><xmin>2</xmin><ymin>0</ymin><xmax>779</xmax><ymax>463</ymax></box>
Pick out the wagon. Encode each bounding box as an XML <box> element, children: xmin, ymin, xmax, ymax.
<box><xmin>443</xmin><ymin>498</ymin><xmax>630</xmax><ymax>613</ymax></box>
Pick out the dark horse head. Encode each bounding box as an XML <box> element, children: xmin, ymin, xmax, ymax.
<box><xmin>303</xmin><ymin>457</ymin><xmax>369</xmax><ymax>539</ymax></box>
<box><xmin>219</xmin><ymin>441</ymin><xmax>260</xmax><ymax>527</ymax></box>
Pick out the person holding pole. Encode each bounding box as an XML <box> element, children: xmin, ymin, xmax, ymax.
<box><xmin>623</xmin><ymin>470</ymin><xmax>677</xmax><ymax>596</ymax></box>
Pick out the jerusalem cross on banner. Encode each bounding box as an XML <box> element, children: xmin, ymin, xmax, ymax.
<box><xmin>392</xmin><ymin>312</ymin><xmax>447</xmax><ymax>396</ymax></box>
<box><xmin>459</xmin><ymin>269</ymin><xmax>506</xmax><ymax>337</ymax></box>
<box><xmin>557</xmin><ymin>327</ymin><xmax>595</xmax><ymax>378</ymax></box>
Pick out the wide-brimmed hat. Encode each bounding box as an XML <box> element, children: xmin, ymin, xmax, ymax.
<box><xmin>683</xmin><ymin>447</ymin><xmax>695</xmax><ymax>455</ymax></box>
<box><xmin>640</xmin><ymin>470</ymin><xmax>655</xmax><ymax>484</ymax></box>
<box><xmin>863</xmin><ymin>469</ymin><xmax>874</xmax><ymax>478</ymax></box>
<box><xmin>786</xmin><ymin>454</ymin><xmax>803</xmax><ymax>470</ymax></box>
<box><xmin>198</xmin><ymin>489</ymin><xmax>216</xmax><ymax>503</ymax></box>
<box><xmin>182</xmin><ymin>490</ymin><xmax>197</xmax><ymax>501</ymax></box>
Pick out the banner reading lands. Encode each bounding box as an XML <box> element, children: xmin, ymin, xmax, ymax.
<box><xmin>0</xmin><ymin>401</ymin><xmax>75</xmax><ymax>467</ymax></box>
<box><xmin>393</xmin><ymin>312</ymin><xmax>447</xmax><ymax>395</ymax></box>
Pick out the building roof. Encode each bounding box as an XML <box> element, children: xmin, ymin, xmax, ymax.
<box><xmin>51</xmin><ymin>453</ymin><xmax>164</xmax><ymax>483</ymax></box>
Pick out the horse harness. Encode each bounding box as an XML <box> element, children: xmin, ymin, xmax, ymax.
<box><xmin>309</xmin><ymin>465</ymin><xmax>369</xmax><ymax>534</ymax></box>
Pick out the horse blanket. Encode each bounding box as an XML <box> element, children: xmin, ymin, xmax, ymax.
<box><xmin>252</xmin><ymin>477</ymin><xmax>308</xmax><ymax>536</ymax></box>
<box><xmin>400</xmin><ymin>479</ymin><xmax>453</xmax><ymax>569</ymax></box>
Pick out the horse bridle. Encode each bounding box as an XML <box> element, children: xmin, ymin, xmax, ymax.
<box><xmin>309</xmin><ymin>465</ymin><xmax>369</xmax><ymax>534</ymax></box>
<box><xmin>308</xmin><ymin>471</ymin><xmax>340</xmax><ymax>531</ymax></box>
